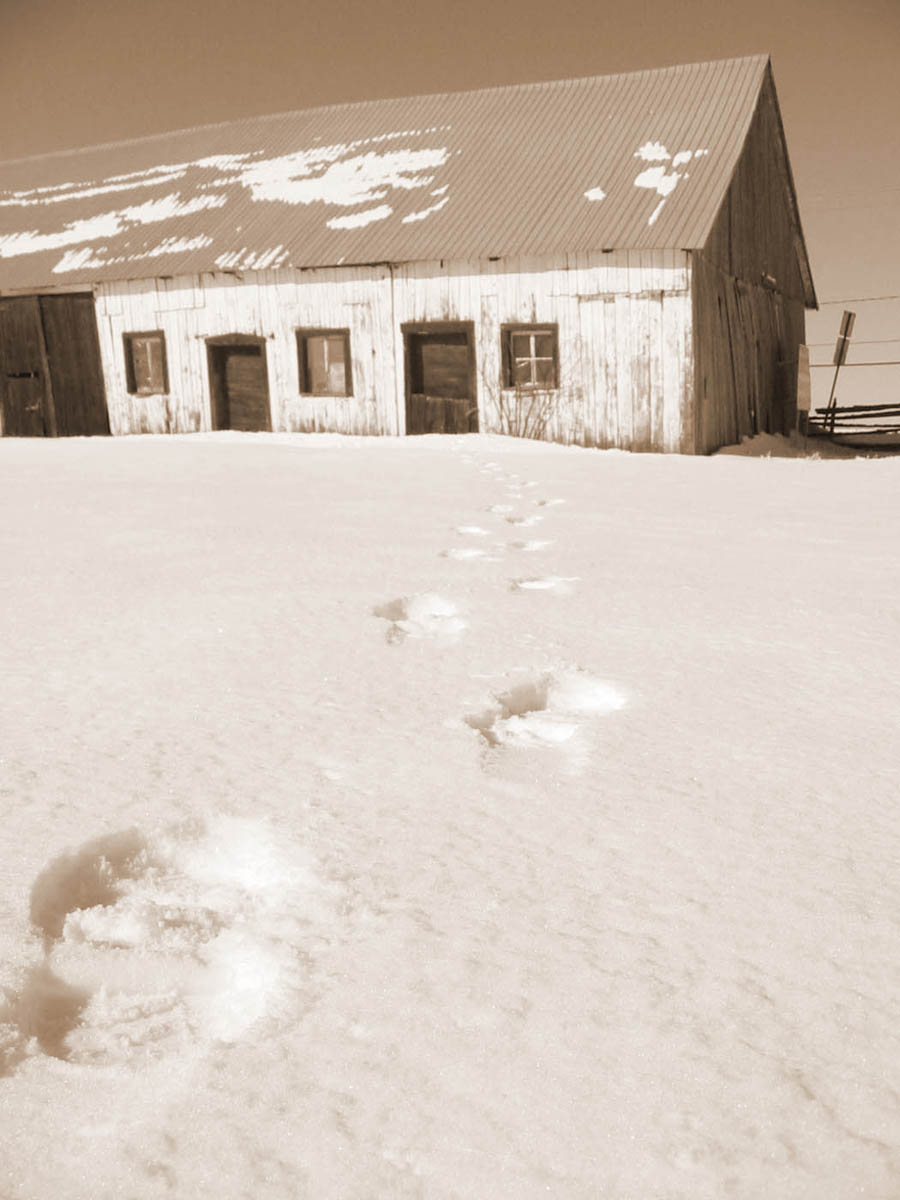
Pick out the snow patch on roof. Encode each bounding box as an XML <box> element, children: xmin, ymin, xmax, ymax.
<box><xmin>634</xmin><ymin>166</ymin><xmax>681</xmax><ymax>197</ymax></box>
<box><xmin>138</xmin><ymin>234</ymin><xmax>215</xmax><ymax>258</ymax></box>
<box><xmin>326</xmin><ymin>205</ymin><xmax>393</xmax><ymax>230</ymax></box>
<box><xmin>192</xmin><ymin>153</ymin><xmax>258</xmax><ymax>172</ymax></box>
<box><xmin>401</xmin><ymin>195</ymin><xmax>449</xmax><ymax>224</ymax></box>
<box><xmin>244</xmin><ymin>147</ymin><xmax>449</xmax><ymax>208</ymax></box>
<box><xmin>241</xmin><ymin>245</ymin><xmax>288</xmax><ymax>269</ymax></box>
<box><xmin>0</xmin><ymin>159</ymin><xmax>255</xmax><ymax>210</ymax></box>
<box><xmin>0</xmin><ymin>171</ymin><xmax>191</xmax><ymax>208</ymax></box>
<box><xmin>51</xmin><ymin>245</ymin><xmax>108</xmax><ymax>273</ymax></box>
<box><xmin>0</xmin><ymin>192</ymin><xmax>227</xmax><ymax>259</ymax></box>
<box><xmin>584</xmin><ymin>187</ymin><xmax>607</xmax><ymax>202</ymax></box>
<box><xmin>52</xmin><ymin>233</ymin><xmax>215</xmax><ymax>274</ymax></box>
<box><xmin>0</xmin><ymin>135</ymin><xmax>450</xmax><ymax>258</ymax></box>
<box><xmin>635</xmin><ymin>141</ymin><xmax>670</xmax><ymax>162</ymax></box>
<box><xmin>213</xmin><ymin>245</ymin><xmax>289</xmax><ymax>269</ymax></box>
<box><xmin>632</xmin><ymin>146</ymin><xmax>708</xmax><ymax>226</ymax></box>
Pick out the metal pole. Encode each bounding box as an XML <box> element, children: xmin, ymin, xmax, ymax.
<box><xmin>825</xmin><ymin>364</ymin><xmax>840</xmax><ymax>432</ymax></box>
<box><xmin>826</xmin><ymin>311</ymin><xmax>856</xmax><ymax>435</ymax></box>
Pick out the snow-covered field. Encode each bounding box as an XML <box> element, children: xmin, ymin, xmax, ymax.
<box><xmin>1</xmin><ymin>432</ymin><xmax>899</xmax><ymax>1199</ymax></box>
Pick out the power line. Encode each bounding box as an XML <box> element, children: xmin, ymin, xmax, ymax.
<box><xmin>807</xmin><ymin>338</ymin><xmax>900</xmax><ymax>347</ymax></box>
<box><xmin>808</xmin><ymin>184</ymin><xmax>900</xmax><ymax>202</ymax></box>
<box><xmin>818</xmin><ymin>295</ymin><xmax>900</xmax><ymax>305</ymax></box>
<box><xmin>807</xmin><ymin>198</ymin><xmax>900</xmax><ymax>214</ymax></box>
<box><xmin>809</xmin><ymin>361</ymin><xmax>900</xmax><ymax>368</ymax></box>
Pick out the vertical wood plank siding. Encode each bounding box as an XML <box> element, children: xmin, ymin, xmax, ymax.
<box><xmin>692</xmin><ymin>75</ymin><xmax>807</xmax><ymax>453</ymax></box>
<box><xmin>95</xmin><ymin>248</ymin><xmax>693</xmax><ymax>451</ymax></box>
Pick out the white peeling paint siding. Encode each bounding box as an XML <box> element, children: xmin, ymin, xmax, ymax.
<box><xmin>93</xmin><ymin>247</ymin><xmax>692</xmax><ymax>450</ymax></box>
<box><xmin>95</xmin><ymin>265</ymin><xmax>400</xmax><ymax>436</ymax></box>
<box><xmin>392</xmin><ymin>250</ymin><xmax>692</xmax><ymax>451</ymax></box>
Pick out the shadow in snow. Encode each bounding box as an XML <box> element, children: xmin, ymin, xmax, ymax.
<box><xmin>30</xmin><ymin>828</ymin><xmax>154</xmax><ymax>947</ymax></box>
<box><xmin>466</xmin><ymin>676</ymin><xmax>551</xmax><ymax>747</ymax></box>
<box><xmin>0</xmin><ymin>964</ymin><xmax>92</xmax><ymax>1073</ymax></box>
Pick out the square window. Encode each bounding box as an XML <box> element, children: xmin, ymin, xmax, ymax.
<box><xmin>297</xmin><ymin>329</ymin><xmax>353</xmax><ymax>396</ymax></box>
<box><xmin>502</xmin><ymin>324</ymin><xmax>558</xmax><ymax>389</ymax></box>
<box><xmin>123</xmin><ymin>331</ymin><xmax>168</xmax><ymax>395</ymax></box>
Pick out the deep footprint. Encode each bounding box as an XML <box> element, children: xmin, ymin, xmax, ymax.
<box><xmin>510</xmin><ymin>576</ymin><xmax>579</xmax><ymax>594</ymax></box>
<box><xmin>508</xmin><ymin>539</ymin><xmax>554</xmax><ymax>552</ymax></box>
<box><xmin>440</xmin><ymin>547</ymin><xmax>486</xmax><ymax>560</ymax></box>
<box><xmin>4</xmin><ymin>817</ymin><xmax>336</xmax><ymax>1070</ymax></box>
<box><xmin>374</xmin><ymin>593</ymin><xmax>467</xmax><ymax>640</ymax></box>
<box><xmin>466</xmin><ymin>669</ymin><xmax>625</xmax><ymax>748</ymax></box>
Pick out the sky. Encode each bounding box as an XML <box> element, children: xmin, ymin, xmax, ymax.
<box><xmin>3</xmin><ymin>0</ymin><xmax>899</xmax><ymax>405</ymax></box>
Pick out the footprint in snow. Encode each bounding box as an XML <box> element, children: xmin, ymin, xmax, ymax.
<box><xmin>508</xmin><ymin>539</ymin><xmax>554</xmax><ymax>552</ymax></box>
<box><xmin>374</xmin><ymin>593</ymin><xmax>467</xmax><ymax>641</ymax></box>
<box><xmin>1</xmin><ymin>819</ymin><xmax>334</xmax><ymax>1071</ymax></box>
<box><xmin>441</xmin><ymin>547</ymin><xmax>487</xmax><ymax>560</ymax></box>
<box><xmin>511</xmin><ymin>576</ymin><xmax>579</xmax><ymax>595</ymax></box>
<box><xmin>454</xmin><ymin>525</ymin><xmax>489</xmax><ymax>537</ymax></box>
<box><xmin>486</xmin><ymin>503</ymin><xmax>515</xmax><ymax>514</ymax></box>
<box><xmin>535</xmin><ymin>498</ymin><xmax>566</xmax><ymax>507</ymax></box>
<box><xmin>505</xmin><ymin>514</ymin><xmax>543</xmax><ymax>527</ymax></box>
<box><xmin>465</xmin><ymin>669</ymin><xmax>625</xmax><ymax>749</ymax></box>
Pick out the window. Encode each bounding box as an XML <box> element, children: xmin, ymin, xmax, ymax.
<box><xmin>296</xmin><ymin>329</ymin><xmax>353</xmax><ymax>396</ymax></box>
<box><xmin>501</xmin><ymin>324</ymin><xmax>559</xmax><ymax>389</ymax></box>
<box><xmin>123</xmin><ymin>331</ymin><xmax>169</xmax><ymax>395</ymax></box>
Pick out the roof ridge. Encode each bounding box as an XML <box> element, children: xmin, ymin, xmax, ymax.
<box><xmin>0</xmin><ymin>53</ymin><xmax>771</xmax><ymax>168</ymax></box>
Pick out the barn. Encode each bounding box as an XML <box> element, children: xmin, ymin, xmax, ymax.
<box><xmin>0</xmin><ymin>54</ymin><xmax>816</xmax><ymax>453</ymax></box>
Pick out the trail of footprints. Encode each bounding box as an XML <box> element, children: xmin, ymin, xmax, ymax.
<box><xmin>3</xmin><ymin>443</ymin><xmax>625</xmax><ymax>1076</ymax></box>
<box><xmin>378</xmin><ymin>440</ymin><xmax>627</xmax><ymax>752</ymax></box>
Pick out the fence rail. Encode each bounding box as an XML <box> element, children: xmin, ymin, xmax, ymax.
<box><xmin>806</xmin><ymin>401</ymin><xmax>900</xmax><ymax>443</ymax></box>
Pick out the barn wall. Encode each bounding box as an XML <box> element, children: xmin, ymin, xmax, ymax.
<box><xmin>693</xmin><ymin>70</ymin><xmax>808</xmax><ymax>453</ymax></box>
<box><xmin>394</xmin><ymin>250</ymin><xmax>693</xmax><ymax>452</ymax></box>
<box><xmin>94</xmin><ymin>249</ymin><xmax>694</xmax><ymax>451</ymax></box>
<box><xmin>95</xmin><ymin>267</ymin><xmax>399</xmax><ymax>436</ymax></box>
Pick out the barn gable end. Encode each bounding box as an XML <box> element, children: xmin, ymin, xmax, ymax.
<box><xmin>692</xmin><ymin>63</ymin><xmax>816</xmax><ymax>453</ymax></box>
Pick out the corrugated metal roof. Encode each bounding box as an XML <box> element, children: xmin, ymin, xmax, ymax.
<box><xmin>0</xmin><ymin>55</ymin><xmax>805</xmax><ymax>292</ymax></box>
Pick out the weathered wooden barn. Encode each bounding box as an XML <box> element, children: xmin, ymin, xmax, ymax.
<box><xmin>0</xmin><ymin>54</ymin><xmax>816</xmax><ymax>453</ymax></box>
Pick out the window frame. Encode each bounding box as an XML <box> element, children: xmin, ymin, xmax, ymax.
<box><xmin>295</xmin><ymin>327</ymin><xmax>354</xmax><ymax>397</ymax></box>
<box><xmin>500</xmin><ymin>323</ymin><xmax>559</xmax><ymax>390</ymax></box>
<box><xmin>123</xmin><ymin>330</ymin><xmax>169</xmax><ymax>395</ymax></box>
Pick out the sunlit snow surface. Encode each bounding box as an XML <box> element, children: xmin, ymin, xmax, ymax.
<box><xmin>1</xmin><ymin>432</ymin><xmax>900</xmax><ymax>1198</ymax></box>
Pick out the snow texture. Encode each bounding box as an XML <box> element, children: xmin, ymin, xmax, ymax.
<box><xmin>1</xmin><ymin>432</ymin><xmax>900</xmax><ymax>1199</ymax></box>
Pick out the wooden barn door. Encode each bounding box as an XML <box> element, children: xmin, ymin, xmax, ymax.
<box><xmin>404</xmin><ymin>322</ymin><xmax>477</xmax><ymax>434</ymax></box>
<box><xmin>0</xmin><ymin>293</ymin><xmax>109</xmax><ymax>437</ymax></box>
<box><xmin>207</xmin><ymin>338</ymin><xmax>271</xmax><ymax>432</ymax></box>
<box><xmin>39</xmin><ymin>294</ymin><xmax>110</xmax><ymax>436</ymax></box>
<box><xmin>0</xmin><ymin>297</ymin><xmax>51</xmax><ymax>436</ymax></box>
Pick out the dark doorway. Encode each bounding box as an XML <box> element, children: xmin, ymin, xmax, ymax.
<box><xmin>0</xmin><ymin>293</ymin><xmax>109</xmax><ymax>437</ymax></box>
<box><xmin>39</xmin><ymin>295</ymin><xmax>110</xmax><ymax>436</ymax></box>
<box><xmin>206</xmin><ymin>337</ymin><xmax>271</xmax><ymax>432</ymax></box>
<box><xmin>403</xmin><ymin>322</ymin><xmax>478</xmax><ymax>434</ymax></box>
